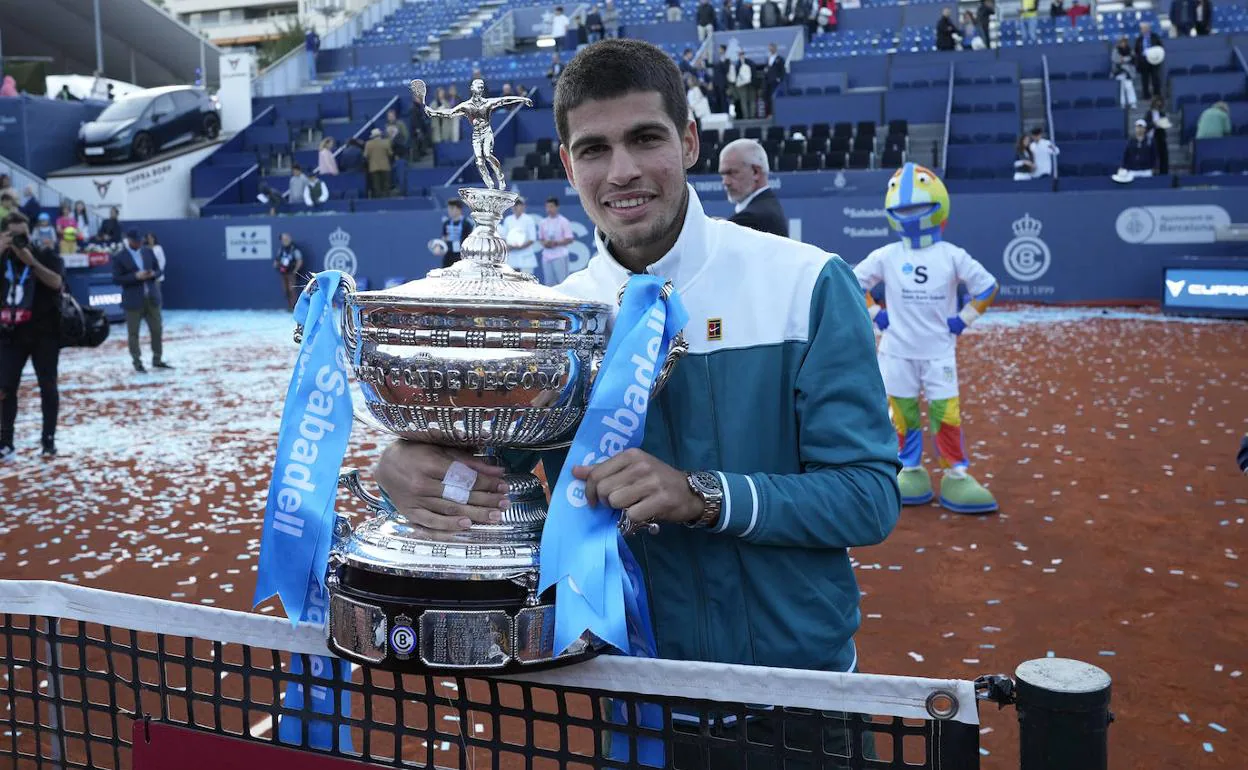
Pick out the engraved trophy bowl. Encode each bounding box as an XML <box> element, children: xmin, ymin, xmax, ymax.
<box><xmin>294</xmin><ymin>78</ymin><xmax>688</xmax><ymax>675</ymax></box>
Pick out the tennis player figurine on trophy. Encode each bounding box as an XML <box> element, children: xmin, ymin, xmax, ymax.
<box><xmin>262</xmin><ymin>77</ymin><xmax>689</xmax><ymax>675</ymax></box>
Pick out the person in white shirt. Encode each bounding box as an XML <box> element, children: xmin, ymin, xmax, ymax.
<box><xmin>501</xmin><ymin>197</ymin><xmax>539</xmax><ymax>276</ymax></box>
<box><xmin>550</xmin><ymin>6</ymin><xmax>570</xmax><ymax>38</ymax></box>
<box><xmin>144</xmin><ymin>233</ymin><xmax>166</xmax><ymax>283</ymax></box>
<box><xmin>853</xmin><ymin>163</ymin><xmax>1000</xmax><ymax>514</ymax></box>
<box><xmin>1028</xmin><ymin>127</ymin><xmax>1059</xmax><ymax>179</ymax></box>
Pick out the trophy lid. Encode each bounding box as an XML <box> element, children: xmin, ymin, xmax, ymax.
<box><xmin>356</xmin><ymin>259</ymin><xmax>607</xmax><ymax>311</ymax></box>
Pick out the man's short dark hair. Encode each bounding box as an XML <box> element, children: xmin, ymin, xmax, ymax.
<box><xmin>1030</xmin><ymin>127</ymin><xmax>1043</xmax><ymax>136</ymax></box>
<box><xmin>0</xmin><ymin>193</ymin><xmax>15</xmax><ymax>205</ymax></box>
<box><xmin>2</xmin><ymin>211</ymin><xmax>29</xmax><ymax>230</ymax></box>
<box><xmin>448</xmin><ymin>198</ymin><xmax>463</xmax><ymax>209</ymax></box>
<box><xmin>546</xmin><ymin>196</ymin><xmax>559</xmax><ymax>206</ymax></box>
<box><xmin>292</xmin><ymin>163</ymin><xmax>302</xmax><ymax>172</ymax></box>
<box><xmin>553</xmin><ymin>39</ymin><xmax>688</xmax><ymax>147</ymax></box>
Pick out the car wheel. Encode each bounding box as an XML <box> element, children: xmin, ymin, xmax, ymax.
<box><xmin>132</xmin><ymin>133</ymin><xmax>155</xmax><ymax>161</ymax></box>
<box><xmin>203</xmin><ymin>113</ymin><xmax>221</xmax><ymax>140</ymax></box>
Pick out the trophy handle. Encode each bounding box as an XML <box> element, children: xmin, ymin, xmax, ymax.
<box><xmin>652</xmin><ymin>331</ymin><xmax>687</xmax><ymax>398</ymax></box>
<box><xmin>339</xmin><ymin>469</ymin><xmax>392</xmax><ymax>514</ymax></box>
<box><xmin>292</xmin><ymin>273</ymin><xmax>359</xmax><ymax>346</ymax></box>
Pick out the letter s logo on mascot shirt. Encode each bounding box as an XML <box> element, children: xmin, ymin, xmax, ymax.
<box><xmin>913</xmin><ymin>265</ymin><xmax>929</xmax><ymax>284</ymax></box>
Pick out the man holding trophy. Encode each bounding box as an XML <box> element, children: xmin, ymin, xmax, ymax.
<box><xmin>371</xmin><ymin>38</ymin><xmax>901</xmax><ymax>761</ymax></box>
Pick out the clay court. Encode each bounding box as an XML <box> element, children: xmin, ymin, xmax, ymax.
<box><xmin>1</xmin><ymin>306</ymin><xmax>1245</xmax><ymax>769</ymax></box>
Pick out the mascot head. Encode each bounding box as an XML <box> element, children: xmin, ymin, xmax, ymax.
<box><xmin>884</xmin><ymin>163</ymin><xmax>949</xmax><ymax>249</ymax></box>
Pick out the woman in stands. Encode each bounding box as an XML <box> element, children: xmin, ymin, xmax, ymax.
<box><xmin>54</xmin><ymin>202</ymin><xmax>76</xmax><ymax>244</ymax></box>
<box><xmin>1013</xmin><ymin>135</ymin><xmax>1035</xmax><ymax>181</ymax></box>
<box><xmin>1111</xmin><ymin>36</ymin><xmax>1138</xmax><ymax>108</ymax></box>
<box><xmin>1122</xmin><ymin>119</ymin><xmax>1156</xmax><ymax>179</ymax></box>
<box><xmin>1143</xmin><ymin>95</ymin><xmax>1169</xmax><ymax>175</ymax></box>
<box><xmin>316</xmin><ymin>137</ymin><xmax>339</xmax><ymax>176</ymax></box>
<box><xmin>71</xmin><ymin>201</ymin><xmax>90</xmax><ymax>241</ymax></box>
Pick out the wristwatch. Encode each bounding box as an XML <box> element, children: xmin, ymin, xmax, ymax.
<box><xmin>685</xmin><ymin>471</ymin><xmax>724</xmax><ymax>529</ymax></box>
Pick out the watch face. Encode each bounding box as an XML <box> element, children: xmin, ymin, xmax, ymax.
<box><xmin>691</xmin><ymin>471</ymin><xmax>720</xmax><ymax>494</ymax></box>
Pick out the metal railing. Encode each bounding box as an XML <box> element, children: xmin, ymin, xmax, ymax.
<box><xmin>941</xmin><ymin>62</ymin><xmax>955</xmax><ymax>170</ymax></box>
<box><xmin>1041</xmin><ymin>53</ymin><xmax>1058</xmax><ymax>181</ymax></box>
<box><xmin>482</xmin><ymin>9</ymin><xmax>517</xmax><ymax>58</ymax></box>
<box><xmin>198</xmin><ymin>105</ymin><xmax>278</xmax><ymax>212</ymax></box>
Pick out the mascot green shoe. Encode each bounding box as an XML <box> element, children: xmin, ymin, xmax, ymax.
<box><xmin>898</xmin><ymin>467</ymin><xmax>934</xmax><ymax>505</ymax></box>
<box><xmin>938</xmin><ymin>470</ymin><xmax>998</xmax><ymax>514</ymax></box>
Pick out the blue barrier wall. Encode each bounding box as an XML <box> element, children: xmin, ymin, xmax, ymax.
<box><xmin>134</xmin><ymin>187</ymin><xmax>1248</xmax><ymax>311</ymax></box>
<box><xmin>0</xmin><ymin>96</ymin><xmax>106</xmax><ymax>177</ymax></box>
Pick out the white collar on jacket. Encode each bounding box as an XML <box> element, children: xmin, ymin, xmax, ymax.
<box><xmin>586</xmin><ymin>183</ymin><xmax>714</xmax><ymax>295</ymax></box>
<box><xmin>733</xmin><ymin>184</ymin><xmax>770</xmax><ymax>213</ymax></box>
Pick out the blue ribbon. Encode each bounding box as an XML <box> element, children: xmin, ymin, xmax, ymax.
<box><xmin>539</xmin><ymin>276</ymin><xmax>687</xmax><ymax>767</ymax></box>
<box><xmin>254</xmin><ymin>270</ymin><xmax>355</xmax><ymax>752</ymax></box>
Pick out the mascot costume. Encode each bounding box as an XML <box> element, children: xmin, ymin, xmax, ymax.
<box><xmin>853</xmin><ymin>163</ymin><xmax>1000</xmax><ymax>514</ymax></box>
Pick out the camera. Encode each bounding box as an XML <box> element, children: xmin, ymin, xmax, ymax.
<box><xmin>10</xmin><ymin>233</ymin><xmax>29</xmax><ymax>250</ymax></box>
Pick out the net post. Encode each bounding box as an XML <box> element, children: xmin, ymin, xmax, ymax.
<box><xmin>1014</xmin><ymin>658</ymin><xmax>1112</xmax><ymax>770</ymax></box>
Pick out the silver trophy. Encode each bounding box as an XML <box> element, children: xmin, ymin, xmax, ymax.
<box><xmin>296</xmin><ymin>78</ymin><xmax>687</xmax><ymax>674</ymax></box>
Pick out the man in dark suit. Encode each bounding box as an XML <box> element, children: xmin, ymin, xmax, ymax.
<box><xmin>712</xmin><ymin>44</ymin><xmax>731</xmax><ymax>113</ymax></box>
<box><xmin>113</xmin><ymin>230</ymin><xmax>170</xmax><ymax>373</ymax></box>
<box><xmin>718</xmin><ymin>138</ymin><xmax>789</xmax><ymax>237</ymax></box>
<box><xmin>1133</xmin><ymin>21</ymin><xmax>1164</xmax><ymax>99</ymax></box>
<box><xmin>763</xmin><ymin>42</ymin><xmax>786</xmax><ymax>117</ymax></box>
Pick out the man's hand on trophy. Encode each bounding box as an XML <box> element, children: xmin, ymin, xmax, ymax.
<box><xmin>572</xmin><ymin>448</ymin><xmax>702</xmax><ymax>526</ymax></box>
<box><xmin>375</xmin><ymin>441</ymin><xmax>510</xmax><ymax>531</ymax></box>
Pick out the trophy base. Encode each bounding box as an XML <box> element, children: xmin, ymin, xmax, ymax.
<box><xmin>325</xmin><ymin>563</ymin><xmax>600</xmax><ymax>674</ymax></box>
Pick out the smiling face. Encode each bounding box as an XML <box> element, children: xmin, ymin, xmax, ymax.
<box><xmin>559</xmin><ymin>90</ymin><xmax>697</xmax><ymax>269</ymax></box>
<box><xmin>884</xmin><ymin>163</ymin><xmax>950</xmax><ymax>247</ymax></box>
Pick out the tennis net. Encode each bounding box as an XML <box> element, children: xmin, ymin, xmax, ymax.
<box><xmin>1</xmin><ymin>580</ymin><xmax>981</xmax><ymax>769</ymax></box>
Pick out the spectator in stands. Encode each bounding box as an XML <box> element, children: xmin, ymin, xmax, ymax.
<box><xmin>502</xmin><ymin>197</ymin><xmax>539</xmax><ymax>276</ymax></box>
<box><xmin>686</xmin><ymin>74</ymin><xmax>714</xmax><ymax>124</ymax></box>
<box><xmin>1195</xmin><ymin>0</ymin><xmax>1212</xmax><ymax>35</ymax></box>
<box><xmin>1067</xmin><ymin>0</ymin><xmax>1090</xmax><ymax>25</ymax></box>
<box><xmin>0</xmin><ymin>176</ymin><xmax>16</xmax><ymax>205</ymax></box>
<box><xmin>666</xmin><ymin>0</ymin><xmax>684</xmax><ymax>22</ymax></box>
<box><xmin>762</xmin><ymin>0</ymin><xmax>785</xmax><ymax>26</ymax></box>
<box><xmin>1195</xmin><ymin>101</ymin><xmax>1231</xmax><ymax>139</ymax></box>
<box><xmin>115</xmin><ymin>230</ymin><xmax>168</xmax><ymax>373</ymax></box>
<box><xmin>0</xmin><ymin>77</ymin><xmax>17</xmax><ymax>98</ymax></box>
<box><xmin>386</xmin><ymin>108</ymin><xmax>410</xmax><ymax>161</ymax></box>
<box><xmin>977</xmin><ymin>0</ymin><xmax>995</xmax><ymax>49</ymax></box>
<box><xmin>286</xmin><ymin>163</ymin><xmax>311</xmax><ymax>209</ymax></box>
<box><xmin>1171</xmin><ymin>0</ymin><xmax>1196</xmax><ymax>36</ymax></box>
<box><xmin>54</xmin><ymin>202</ymin><xmax>75</xmax><ymax>240</ymax></box>
<box><xmin>33</xmin><ymin>214</ymin><xmax>56</xmax><ymax>251</ymax></box>
<box><xmin>1133</xmin><ymin>22</ymin><xmax>1163</xmax><ymax>101</ymax></box>
<box><xmin>441</xmin><ymin>199</ymin><xmax>474</xmax><ymax>268</ymax></box>
<box><xmin>764</xmin><ymin>43</ymin><xmax>785</xmax><ymax>117</ymax></box>
<box><xmin>736</xmin><ymin>0</ymin><xmax>756</xmax><ymax>29</ymax></box>
<box><xmin>1121</xmin><ymin>119</ymin><xmax>1157</xmax><ymax>178</ymax></box>
<box><xmin>1019</xmin><ymin>0</ymin><xmax>1039</xmax><ymax>44</ymax></box>
<box><xmin>603</xmin><ymin>0</ymin><xmax>620</xmax><ymax>38</ymax></box>
<box><xmin>719</xmin><ymin>138</ymin><xmax>789</xmax><ymax>237</ymax></box>
<box><xmin>96</xmin><ymin>207</ymin><xmax>122</xmax><ymax>246</ymax></box>
<box><xmin>551</xmin><ymin>5</ymin><xmax>571</xmax><ymax>38</ymax></box>
<box><xmin>961</xmin><ymin>10</ymin><xmax>984</xmax><ymax>49</ymax></box>
<box><xmin>0</xmin><ymin>195</ymin><xmax>13</xmax><ymax>224</ymax></box>
<box><xmin>316</xmin><ymin>137</ymin><xmax>339</xmax><ymax>176</ymax></box>
<box><xmin>447</xmin><ymin>85</ymin><xmax>462</xmax><ymax>141</ymax></box>
<box><xmin>274</xmin><ymin>233</ymin><xmax>304</xmax><ymax>311</ymax></box>
<box><xmin>1144</xmin><ymin>95</ymin><xmax>1170</xmax><ymax>174</ymax></box>
<box><xmin>1013</xmin><ymin>134</ymin><xmax>1036</xmax><ymax>180</ymax></box>
<box><xmin>364</xmin><ymin>128</ymin><xmax>393</xmax><ymax>199</ymax></box>
<box><xmin>1049</xmin><ymin>0</ymin><xmax>1065</xmax><ymax>18</ymax></box>
<box><xmin>937</xmin><ymin>8</ymin><xmax>960</xmax><ymax>51</ymax></box>
<box><xmin>679</xmin><ymin>48</ymin><xmax>697</xmax><ymax>78</ymax></box>
<box><xmin>431</xmin><ymin>87</ymin><xmax>450</xmax><ymax>143</ymax></box>
<box><xmin>712</xmin><ymin>44</ymin><xmax>731</xmax><ymax>113</ymax></box>
<box><xmin>1112</xmin><ymin>36</ymin><xmax>1139</xmax><ymax>108</ymax></box>
<box><xmin>538</xmin><ymin>196</ymin><xmax>574</xmax><ymax>285</ymax></box>
<box><xmin>817</xmin><ymin>0</ymin><xmax>838</xmax><ymax>33</ymax></box>
<box><xmin>719</xmin><ymin>0</ymin><xmax>737</xmax><ymax>29</ymax></box>
<box><xmin>145</xmin><ymin>233</ymin><xmax>166</xmax><ymax>284</ymax></box>
<box><xmin>730</xmin><ymin>49</ymin><xmax>757</xmax><ymax>119</ymax></box>
<box><xmin>790</xmin><ymin>0</ymin><xmax>816</xmax><ymax>41</ymax></box>
<box><xmin>586</xmin><ymin>4</ymin><xmax>606</xmax><ymax>42</ymax></box>
<box><xmin>305</xmin><ymin>28</ymin><xmax>321</xmax><ymax>83</ymax></box>
<box><xmin>71</xmin><ymin>201</ymin><xmax>90</xmax><ymax>241</ymax></box>
<box><xmin>548</xmin><ymin>53</ymin><xmax>565</xmax><ymax>88</ymax></box>
<box><xmin>19</xmin><ymin>187</ymin><xmax>41</xmax><ymax>224</ymax></box>
<box><xmin>1028</xmin><ymin>127</ymin><xmax>1059</xmax><ymax>178</ymax></box>
<box><xmin>0</xmin><ymin>210</ymin><xmax>65</xmax><ymax>460</ymax></box>
<box><xmin>696</xmin><ymin>0</ymin><xmax>718</xmax><ymax>41</ymax></box>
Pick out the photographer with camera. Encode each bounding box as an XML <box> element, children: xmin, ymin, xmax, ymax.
<box><xmin>0</xmin><ymin>211</ymin><xmax>66</xmax><ymax>460</ymax></box>
<box><xmin>274</xmin><ymin>233</ymin><xmax>305</xmax><ymax>311</ymax></box>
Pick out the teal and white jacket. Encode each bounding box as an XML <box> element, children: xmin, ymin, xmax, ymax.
<box><xmin>521</xmin><ymin>186</ymin><xmax>901</xmax><ymax>673</ymax></box>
